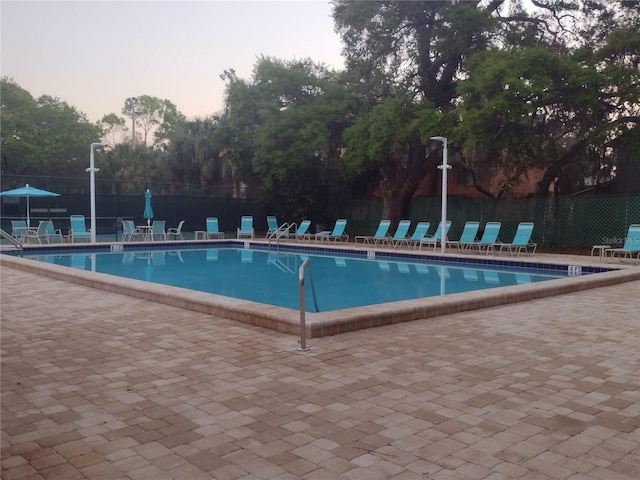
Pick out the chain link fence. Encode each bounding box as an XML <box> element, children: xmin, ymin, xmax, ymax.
<box><xmin>346</xmin><ymin>195</ymin><xmax>640</xmax><ymax>249</ymax></box>
<box><xmin>2</xmin><ymin>174</ymin><xmax>639</xmax><ymax>248</ymax></box>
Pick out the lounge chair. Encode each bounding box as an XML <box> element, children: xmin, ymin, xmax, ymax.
<box><xmin>385</xmin><ymin>220</ymin><xmax>412</xmax><ymax>247</ymax></box>
<box><xmin>447</xmin><ymin>221</ymin><xmax>480</xmax><ymax>252</ymax></box>
<box><xmin>418</xmin><ymin>221</ymin><xmax>452</xmax><ymax>251</ymax></box>
<box><xmin>237</xmin><ymin>216</ymin><xmax>255</xmax><ymax>239</ymax></box>
<box><xmin>70</xmin><ymin>215</ymin><xmax>91</xmax><ymax>243</ymax></box>
<box><xmin>314</xmin><ymin>219</ymin><xmax>348</xmax><ymax>242</ymax></box>
<box><xmin>396</xmin><ymin>222</ymin><xmax>430</xmax><ymax>249</ymax></box>
<box><xmin>122</xmin><ymin>220</ymin><xmax>142</xmax><ymax>242</ymax></box>
<box><xmin>466</xmin><ymin>222</ymin><xmax>501</xmax><ymax>254</ymax></box>
<box><xmin>41</xmin><ymin>220</ymin><xmax>63</xmax><ymax>243</ymax></box>
<box><xmin>167</xmin><ymin>220</ymin><xmax>185</xmax><ymax>240</ymax></box>
<box><xmin>355</xmin><ymin>220</ymin><xmax>391</xmax><ymax>244</ymax></box>
<box><xmin>204</xmin><ymin>217</ymin><xmax>225</xmax><ymax>239</ymax></box>
<box><xmin>606</xmin><ymin>224</ymin><xmax>640</xmax><ymax>263</ymax></box>
<box><xmin>151</xmin><ymin>220</ymin><xmax>167</xmax><ymax>241</ymax></box>
<box><xmin>286</xmin><ymin>220</ymin><xmax>312</xmax><ymax>241</ymax></box>
<box><xmin>496</xmin><ymin>222</ymin><xmax>537</xmax><ymax>256</ymax></box>
<box><xmin>266</xmin><ymin>216</ymin><xmax>279</xmax><ymax>237</ymax></box>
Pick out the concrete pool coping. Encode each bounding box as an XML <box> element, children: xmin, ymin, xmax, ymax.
<box><xmin>2</xmin><ymin>239</ymin><xmax>640</xmax><ymax>338</ymax></box>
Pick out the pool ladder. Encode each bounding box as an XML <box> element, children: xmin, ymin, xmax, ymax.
<box><xmin>298</xmin><ymin>258</ymin><xmax>318</xmax><ymax>352</ymax></box>
<box><xmin>268</xmin><ymin>222</ymin><xmax>296</xmax><ymax>251</ymax></box>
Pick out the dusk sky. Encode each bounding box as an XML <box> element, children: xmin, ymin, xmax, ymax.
<box><xmin>1</xmin><ymin>0</ymin><xmax>345</xmax><ymax>122</ymax></box>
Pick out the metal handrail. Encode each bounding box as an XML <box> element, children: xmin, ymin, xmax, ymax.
<box><xmin>268</xmin><ymin>222</ymin><xmax>296</xmax><ymax>251</ymax></box>
<box><xmin>298</xmin><ymin>258</ymin><xmax>319</xmax><ymax>351</ymax></box>
<box><xmin>0</xmin><ymin>228</ymin><xmax>23</xmax><ymax>254</ymax></box>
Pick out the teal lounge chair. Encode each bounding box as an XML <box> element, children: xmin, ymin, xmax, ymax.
<box><xmin>447</xmin><ymin>221</ymin><xmax>480</xmax><ymax>252</ymax></box>
<box><xmin>397</xmin><ymin>222</ymin><xmax>430</xmax><ymax>249</ymax></box>
<box><xmin>70</xmin><ymin>215</ymin><xmax>91</xmax><ymax>243</ymax></box>
<box><xmin>419</xmin><ymin>221</ymin><xmax>451</xmax><ymax>251</ymax></box>
<box><xmin>314</xmin><ymin>219</ymin><xmax>348</xmax><ymax>242</ymax></box>
<box><xmin>496</xmin><ymin>222</ymin><xmax>537</xmax><ymax>256</ymax></box>
<box><xmin>288</xmin><ymin>220</ymin><xmax>312</xmax><ymax>241</ymax></box>
<box><xmin>355</xmin><ymin>220</ymin><xmax>391</xmax><ymax>244</ymax></box>
<box><xmin>466</xmin><ymin>222</ymin><xmax>501</xmax><ymax>254</ymax></box>
<box><xmin>606</xmin><ymin>224</ymin><xmax>640</xmax><ymax>263</ymax></box>
<box><xmin>385</xmin><ymin>220</ymin><xmax>412</xmax><ymax>247</ymax></box>
<box><xmin>205</xmin><ymin>217</ymin><xmax>225</xmax><ymax>239</ymax></box>
<box><xmin>266</xmin><ymin>216</ymin><xmax>279</xmax><ymax>237</ymax></box>
<box><xmin>167</xmin><ymin>220</ymin><xmax>185</xmax><ymax>240</ymax></box>
<box><xmin>237</xmin><ymin>216</ymin><xmax>255</xmax><ymax>239</ymax></box>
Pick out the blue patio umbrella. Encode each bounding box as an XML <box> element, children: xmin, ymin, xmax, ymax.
<box><xmin>143</xmin><ymin>189</ymin><xmax>154</xmax><ymax>226</ymax></box>
<box><xmin>0</xmin><ymin>183</ymin><xmax>60</xmax><ymax>227</ymax></box>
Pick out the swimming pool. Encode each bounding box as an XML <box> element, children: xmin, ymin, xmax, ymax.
<box><xmin>3</xmin><ymin>241</ymin><xmax>637</xmax><ymax>337</ymax></box>
<box><xmin>24</xmin><ymin>247</ymin><xmax>570</xmax><ymax>311</ymax></box>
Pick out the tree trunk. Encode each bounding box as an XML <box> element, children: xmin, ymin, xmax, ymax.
<box><xmin>536</xmin><ymin>139</ymin><xmax>586</xmax><ymax>196</ymax></box>
<box><xmin>381</xmin><ymin>191</ymin><xmax>412</xmax><ymax>229</ymax></box>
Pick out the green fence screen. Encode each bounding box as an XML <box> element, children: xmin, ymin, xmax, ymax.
<box><xmin>1</xmin><ymin>175</ymin><xmax>639</xmax><ymax>249</ymax></box>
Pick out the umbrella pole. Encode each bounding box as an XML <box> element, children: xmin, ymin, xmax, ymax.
<box><xmin>27</xmin><ymin>196</ymin><xmax>30</xmax><ymax>227</ymax></box>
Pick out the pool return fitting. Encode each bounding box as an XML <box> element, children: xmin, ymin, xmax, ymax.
<box><xmin>298</xmin><ymin>258</ymin><xmax>318</xmax><ymax>352</ymax></box>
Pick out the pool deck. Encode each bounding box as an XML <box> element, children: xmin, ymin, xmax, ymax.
<box><xmin>1</xmin><ymin>250</ymin><xmax>639</xmax><ymax>479</ymax></box>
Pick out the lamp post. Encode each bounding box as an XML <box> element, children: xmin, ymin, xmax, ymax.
<box><xmin>87</xmin><ymin>142</ymin><xmax>104</xmax><ymax>243</ymax></box>
<box><xmin>431</xmin><ymin>136</ymin><xmax>450</xmax><ymax>254</ymax></box>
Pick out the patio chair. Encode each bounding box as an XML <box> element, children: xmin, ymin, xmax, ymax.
<box><xmin>447</xmin><ymin>221</ymin><xmax>480</xmax><ymax>252</ymax></box>
<box><xmin>204</xmin><ymin>217</ymin><xmax>225</xmax><ymax>239</ymax></box>
<box><xmin>418</xmin><ymin>221</ymin><xmax>452</xmax><ymax>251</ymax></box>
<box><xmin>151</xmin><ymin>220</ymin><xmax>167</xmax><ymax>241</ymax></box>
<box><xmin>237</xmin><ymin>216</ymin><xmax>255</xmax><ymax>239</ymax></box>
<box><xmin>466</xmin><ymin>222</ymin><xmax>501</xmax><ymax>254</ymax></box>
<box><xmin>266</xmin><ymin>216</ymin><xmax>279</xmax><ymax>237</ymax></box>
<box><xmin>314</xmin><ymin>219</ymin><xmax>348</xmax><ymax>242</ymax></box>
<box><xmin>496</xmin><ymin>222</ymin><xmax>537</xmax><ymax>256</ymax></box>
<box><xmin>23</xmin><ymin>220</ymin><xmax>47</xmax><ymax>244</ymax></box>
<box><xmin>605</xmin><ymin>224</ymin><xmax>640</xmax><ymax>263</ymax></box>
<box><xmin>385</xmin><ymin>220</ymin><xmax>411</xmax><ymax>247</ymax></box>
<box><xmin>121</xmin><ymin>220</ymin><xmax>142</xmax><ymax>242</ymax></box>
<box><xmin>167</xmin><ymin>220</ymin><xmax>185</xmax><ymax>240</ymax></box>
<box><xmin>396</xmin><ymin>222</ymin><xmax>430</xmax><ymax>249</ymax></box>
<box><xmin>10</xmin><ymin>220</ymin><xmax>29</xmax><ymax>242</ymax></box>
<box><xmin>69</xmin><ymin>215</ymin><xmax>91</xmax><ymax>243</ymax></box>
<box><xmin>42</xmin><ymin>220</ymin><xmax>63</xmax><ymax>243</ymax></box>
<box><xmin>355</xmin><ymin>220</ymin><xmax>391</xmax><ymax>244</ymax></box>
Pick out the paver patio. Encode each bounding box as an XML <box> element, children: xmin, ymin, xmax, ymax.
<box><xmin>1</xmin><ymin>265</ymin><xmax>639</xmax><ymax>479</ymax></box>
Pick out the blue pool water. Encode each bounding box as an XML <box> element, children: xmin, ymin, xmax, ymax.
<box><xmin>25</xmin><ymin>247</ymin><xmax>570</xmax><ymax>312</ymax></box>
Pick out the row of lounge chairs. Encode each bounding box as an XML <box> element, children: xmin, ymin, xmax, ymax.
<box><xmin>354</xmin><ymin>219</ymin><xmax>537</xmax><ymax>255</ymax></box>
<box><xmin>265</xmin><ymin>217</ymin><xmax>537</xmax><ymax>255</ymax></box>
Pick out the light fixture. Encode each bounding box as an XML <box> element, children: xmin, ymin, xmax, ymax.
<box><xmin>431</xmin><ymin>136</ymin><xmax>450</xmax><ymax>254</ymax></box>
<box><xmin>86</xmin><ymin>142</ymin><xmax>105</xmax><ymax>243</ymax></box>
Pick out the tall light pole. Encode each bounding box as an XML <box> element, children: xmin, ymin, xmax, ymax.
<box><xmin>431</xmin><ymin>136</ymin><xmax>450</xmax><ymax>254</ymax></box>
<box><xmin>125</xmin><ymin>96</ymin><xmax>138</xmax><ymax>150</ymax></box>
<box><xmin>87</xmin><ymin>142</ymin><xmax>104</xmax><ymax>243</ymax></box>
